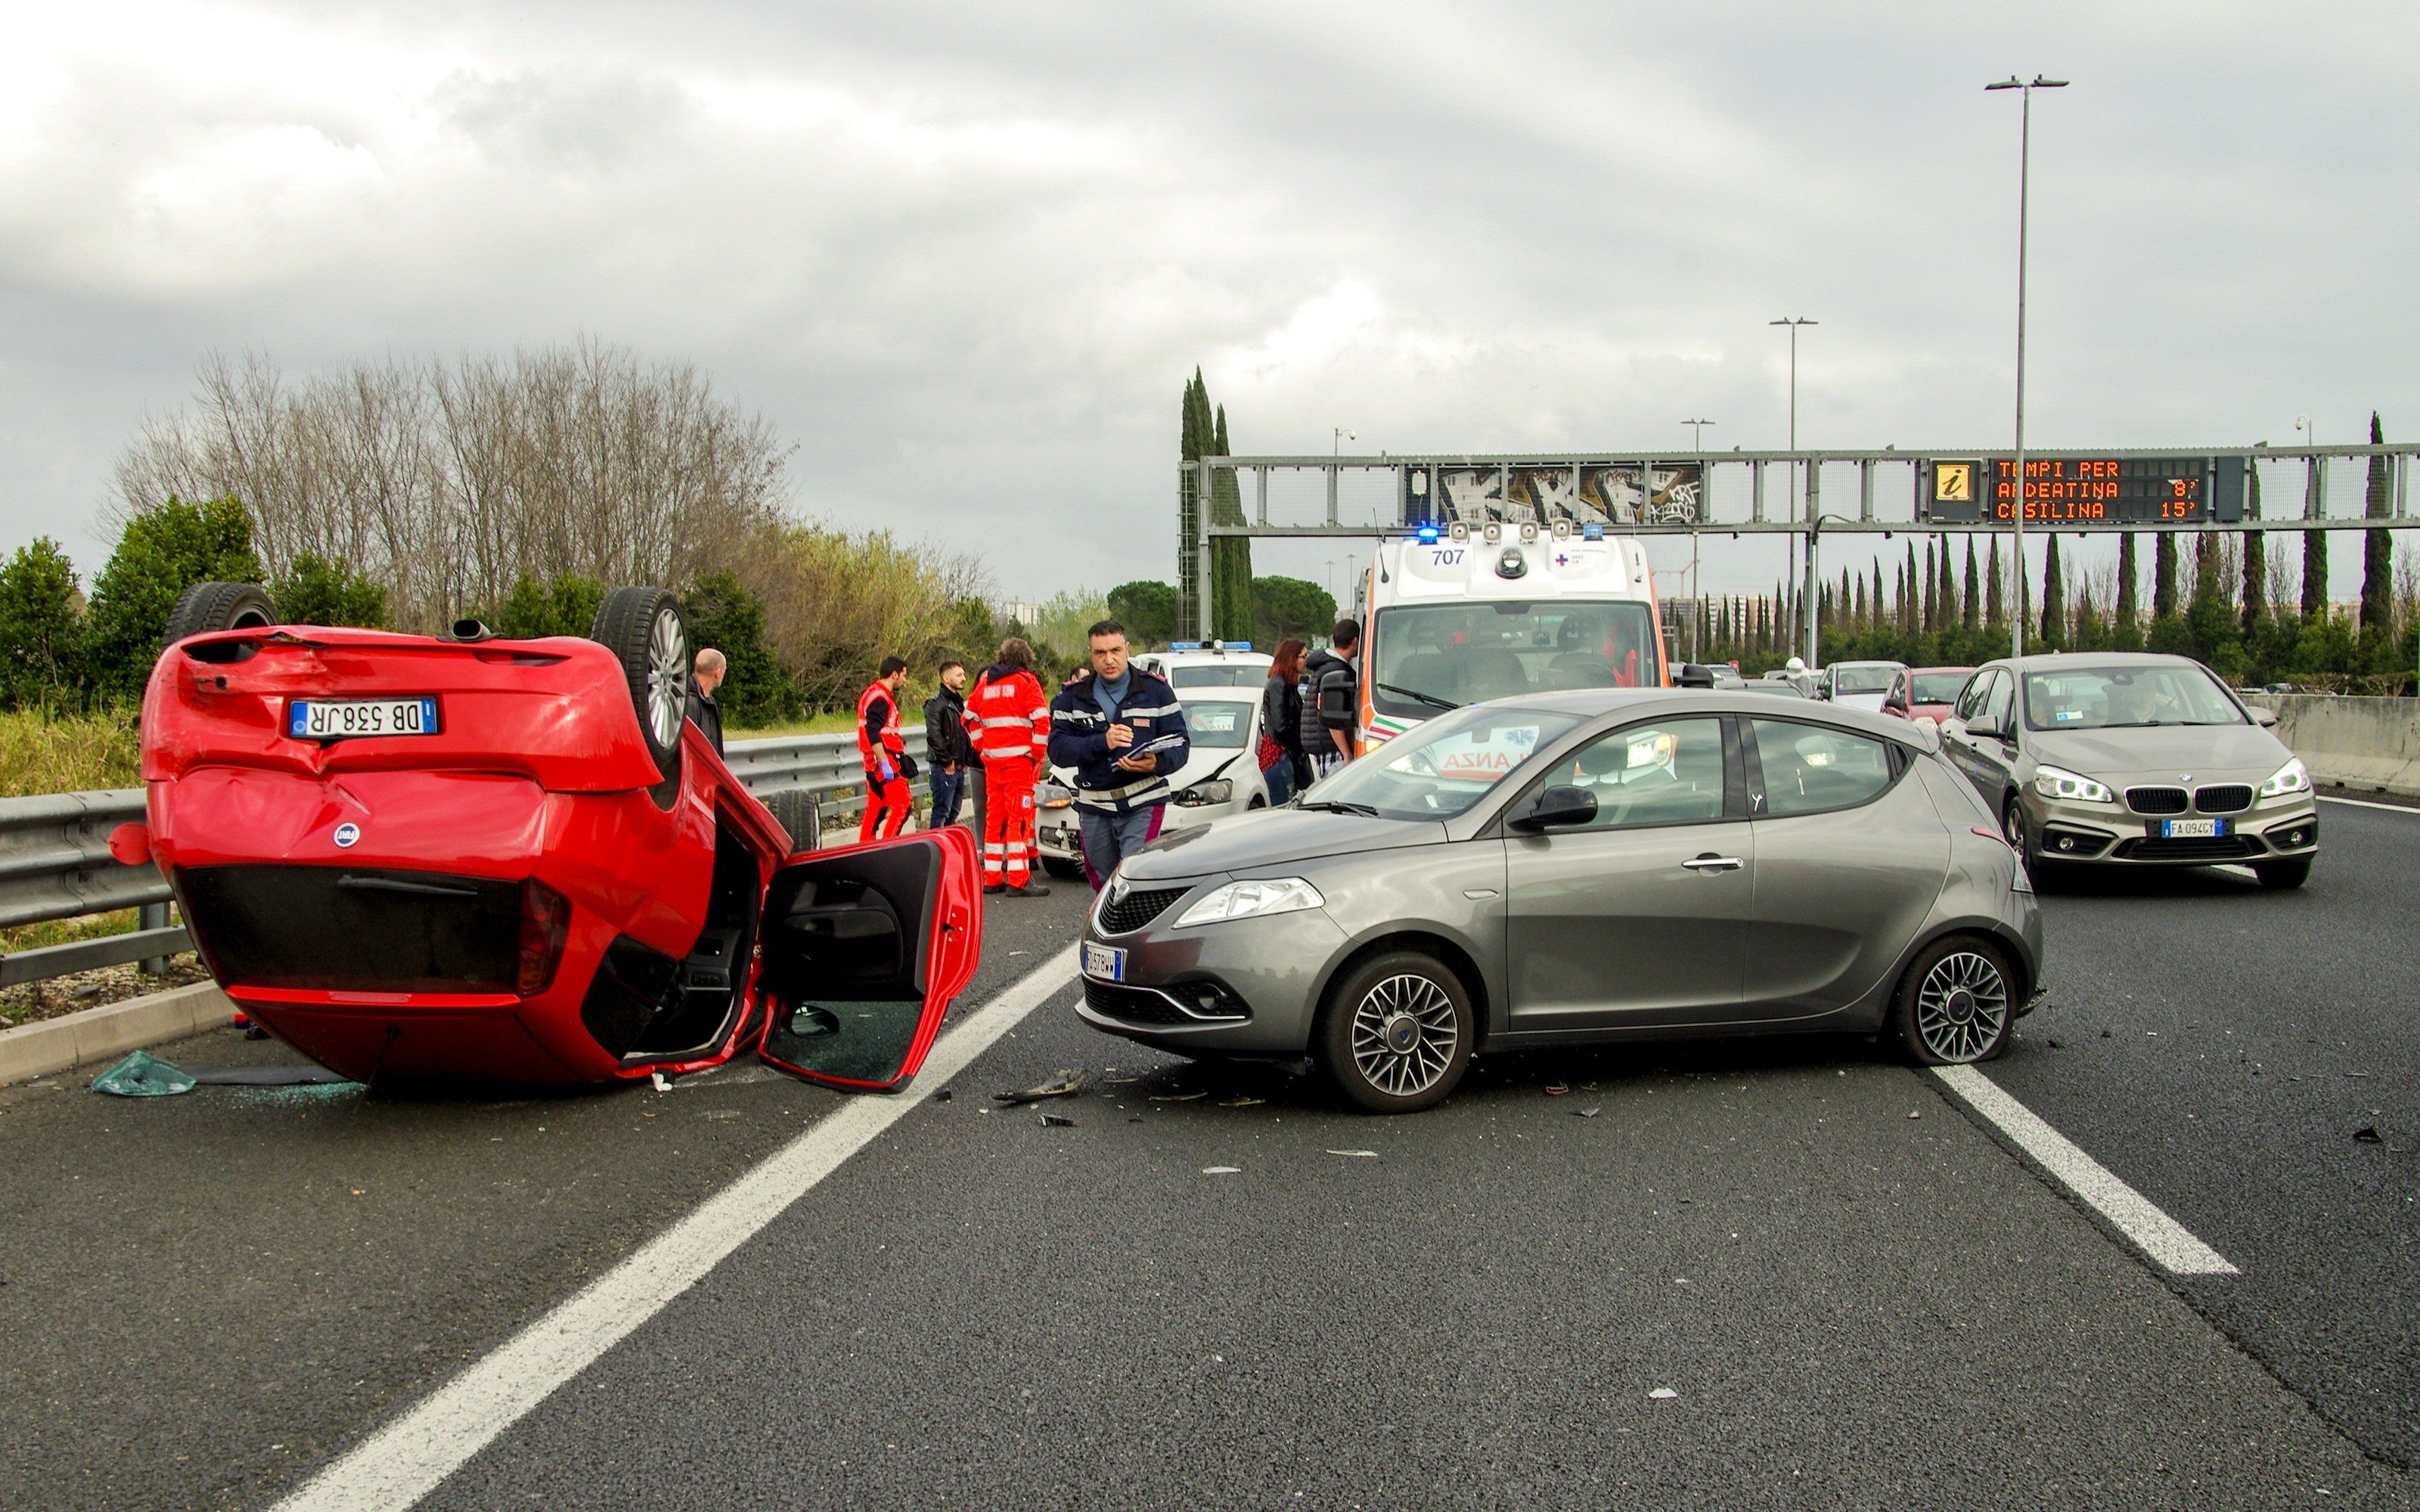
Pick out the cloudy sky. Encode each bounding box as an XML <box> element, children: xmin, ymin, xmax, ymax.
<box><xmin>5</xmin><ymin>0</ymin><xmax>2416</xmax><ymax>609</ymax></box>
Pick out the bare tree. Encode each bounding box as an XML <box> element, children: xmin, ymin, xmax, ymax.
<box><xmin>113</xmin><ymin>341</ymin><xmax>790</xmax><ymax>630</ymax></box>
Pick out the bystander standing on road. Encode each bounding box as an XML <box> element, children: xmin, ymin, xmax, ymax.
<box><xmin>855</xmin><ymin>655</ymin><xmax>917</xmax><ymax>843</ymax></box>
<box><xmin>1298</xmin><ymin>619</ymin><xmax>1361</xmax><ymax>777</ymax></box>
<box><xmin>969</xmin><ymin>638</ymin><xmax>1052</xmax><ymax>895</ymax></box>
<box><xmin>1049</xmin><ymin>619</ymin><xmax>1190</xmax><ymax>891</ymax></box>
<box><xmin>923</xmin><ymin>659</ymin><xmax>973</xmax><ymax>829</ymax></box>
<box><xmin>686</xmin><ymin>648</ymin><xmax>726</xmax><ymax>755</ymax></box>
<box><xmin>1258</xmin><ymin>637</ymin><xmax>1309</xmax><ymax>805</ymax></box>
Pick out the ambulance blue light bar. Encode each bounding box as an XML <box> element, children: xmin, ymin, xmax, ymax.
<box><xmin>1170</xmin><ymin>640</ymin><xmax>1202</xmax><ymax>649</ymax></box>
<box><xmin>1582</xmin><ymin>523</ymin><xmax>1605</xmax><ymax>541</ymax></box>
<box><xmin>1416</xmin><ymin>525</ymin><xmax>1440</xmax><ymax>544</ymax></box>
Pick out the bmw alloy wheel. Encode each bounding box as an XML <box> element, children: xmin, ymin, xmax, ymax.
<box><xmin>1913</xmin><ymin>950</ymin><xmax>2009</xmax><ymax>1063</ymax></box>
<box><xmin>1349</xmin><ymin>973</ymin><xmax>1460</xmax><ymax>1098</ymax></box>
<box><xmin>647</xmin><ymin>606</ymin><xmax>689</xmax><ymax>751</ymax></box>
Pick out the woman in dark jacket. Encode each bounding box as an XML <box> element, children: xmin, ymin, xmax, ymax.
<box><xmin>1259</xmin><ymin>638</ymin><xmax>1310</xmax><ymax>805</ymax></box>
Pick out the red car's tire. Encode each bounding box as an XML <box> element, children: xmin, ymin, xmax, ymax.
<box><xmin>763</xmin><ymin>787</ymin><xmax>821</xmax><ymax>855</ymax></box>
<box><xmin>162</xmin><ymin>581</ymin><xmax>275</xmax><ymax>649</ymax></box>
<box><xmin>589</xmin><ymin>586</ymin><xmax>688</xmax><ymax>810</ymax></box>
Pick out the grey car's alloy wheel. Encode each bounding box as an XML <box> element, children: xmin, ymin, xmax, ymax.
<box><xmin>1317</xmin><ymin>950</ymin><xmax>1475</xmax><ymax>1114</ymax></box>
<box><xmin>1890</xmin><ymin>935</ymin><xmax>2015</xmax><ymax>1065</ymax></box>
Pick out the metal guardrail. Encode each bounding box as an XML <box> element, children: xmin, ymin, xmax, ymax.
<box><xmin>0</xmin><ymin>729</ymin><xmax>934</xmax><ymax>990</ymax></box>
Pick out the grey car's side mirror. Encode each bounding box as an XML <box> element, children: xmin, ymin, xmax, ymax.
<box><xmin>2251</xmin><ymin>706</ymin><xmax>2279</xmax><ymax>728</ymax></box>
<box><xmin>1965</xmin><ymin>712</ymin><xmax>2003</xmax><ymax>739</ymax></box>
<box><xmin>1509</xmin><ymin>784</ymin><xmax>1598</xmax><ymax>832</ymax></box>
<box><xmin>1675</xmin><ymin>664</ymin><xmax>1717</xmax><ymax>689</ymax></box>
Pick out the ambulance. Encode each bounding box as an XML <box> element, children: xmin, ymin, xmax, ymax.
<box><xmin>1346</xmin><ymin>519</ymin><xmax>1671</xmax><ymax>754</ymax></box>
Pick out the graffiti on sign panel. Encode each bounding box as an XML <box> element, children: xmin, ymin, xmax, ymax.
<box><xmin>1434</xmin><ymin>463</ymin><xmax>1703</xmax><ymax>527</ymax></box>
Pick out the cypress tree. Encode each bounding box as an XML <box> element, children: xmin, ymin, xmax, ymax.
<box><xmin>2040</xmin><ymin>539</ymin><xmax>2065</xmax><ymax>646</ymax></box>
<box><xmin>1178</xmin><ymin>373</ymin><xmax>1205</xmax><ymax>634</ymax></box>
<box><xmin>1963</xmin><ymin>540</ymin><xmax>1981</xmax><ymax>632</ymax></box>
<box><xmin>1986</xmin><ymin>536</ymin><xmax>2005</xmax><ymax>625</ymax></box>
<box><xmin>2242</xmin><ymin>458</ymin><xmax>2268</xmax><ymax>634</ymax></box>
<box><xmin>2301</xmin><ymin>442</ymin><xmax>2329</xmax><ymax>619</ymax></box>
<box><xmin>1903</xmin><ymin>544</ymin><xmax>1920</xmax><ymax>635</ymax></box>
<box><xmin>1853</xmin><ymin>574</ymin><xmax>1868</xmax><ymax>632</ymax></box>
<box><xmin>2115</xmin><ymin>533</ymin><xmax>2139</xmax><ymax>629</ymax></box>
<box><xmin>1838</xmin><ymin>568</ymin><xmax>1853</xmax><ymax>638</ymax></box>
<box><xmin>1922</xmin><ymin>544</ymin><xmax>1938</xmax><ymax>633</ymax></box>
<box><xmin>1208</xmin><ymin>399</ymin><xmax>1253</xmax><ymax>642</ymax></box>
<box><xmin>2153</xmin><ymin>533</ymin><xmax>2180</xmax><ymax>620</ymax></box>
<box><xmin>1937</xmin><ymin>537</ymin><xmax>1958</xmax><ymax>630</ymax></box>
<box><xmin>2362</xmin><ymin>411</ymin><xmax>2394</xmax><ymax>650</ymax></box>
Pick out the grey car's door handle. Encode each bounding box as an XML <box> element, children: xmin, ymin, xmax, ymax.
<box><xmin>1682</xmin><ymin>854</ymin><xmax>1743</xmax><ymax>872</ymax></box>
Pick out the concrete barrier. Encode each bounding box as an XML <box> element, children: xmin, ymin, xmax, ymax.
<box><xmin>2253</xmin><ymin>695</ymin><xmax>2420</xmax><ymax>798</ymax></box>
<box><xmin>0</xmin><ymin>981</ymin><xmax>236</xmax><ymax>1087</ymax></box>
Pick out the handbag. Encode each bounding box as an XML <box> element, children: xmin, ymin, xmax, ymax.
<box><xmin>1256</xmin><ymin>733</ymin><xmax>1286</xmax><ymax>771</ymax></box>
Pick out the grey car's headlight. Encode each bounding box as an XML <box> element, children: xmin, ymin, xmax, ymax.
<box><xmin>2033</xmin><ymin>764</ymin><xmax>2114</xmax><ymax>804</ymax></box>
<box><xmin>1172</xmin><ymin>876</ymin><xmax>1323</xmax><ymax>928</ymax></box>
<box><xmin>2259</xmin><ymin>758</ymin><xmax>2310</xmax><ymax>798</ymax></box>
<box><xmin>1174</xmin><ymin>779</ymin><xmax>1233</xmax><ymax>807</ymax></box>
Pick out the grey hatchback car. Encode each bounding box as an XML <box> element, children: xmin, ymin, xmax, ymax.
<box><xmin>1077</xmin><ymin>691</ymin><xmax>2043</xmax><ymax>1112</ymax></box>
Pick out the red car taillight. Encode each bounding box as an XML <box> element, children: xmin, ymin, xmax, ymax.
<box><xmin>517</xmin><ymin>880</ymin><xmax>571</xmax><ymax>996</ymax></box>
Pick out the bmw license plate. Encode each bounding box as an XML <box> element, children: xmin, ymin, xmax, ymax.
<box><xmin>290</xmin><ymin>698</ymin><xmax>439</xmax><ymax>741</ymax></box>
<box><xmin>2156</xmin><ymin>817</ymin><xmax>2226</xmax><ymax>839</ymax></box>
<box><xmin>1081</xmin><ymin>942</ymin><xmax>1127</xmax><ymax>982</ymax></box>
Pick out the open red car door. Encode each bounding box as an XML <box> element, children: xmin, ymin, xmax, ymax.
<box><xmin>754</xmin><ymin>826</ymin><xmax>982</xmax><ymax>1091</ymax></box>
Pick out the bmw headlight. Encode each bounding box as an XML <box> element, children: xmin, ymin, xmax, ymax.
<box><xmin>1174</xmin><ymin>779</ymin><xmax>1234</xmax><ymax>807</ymax></box>
<box><xmin>1172</xmin><ymin>876</ymin><xmax>1323</xmax><ymax>928</ymax></box>
<box><xmin>2032</xmin><ymin>764</ymin><xmax>2114</xmax><ymax>804</ymax></box>
<box><xmin>2259</xmin><ymin>757</ymin><xmax>2310</xmax><ymax>798</ymax></box>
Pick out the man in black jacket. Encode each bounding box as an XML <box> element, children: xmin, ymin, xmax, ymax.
<box><xmin>923</xmin><ymin>660</ymin><xmax>973</xmax><ymax>829</ymax></box>
<box><xmin>1298</xmin><ymin>619</ymin><xmax>1360</xmax><ymax>776</ymax></box>
<box><xmin>687</xmin><ymin>648</ymin><xmax>726</xmax><ymax>754</ymax></box>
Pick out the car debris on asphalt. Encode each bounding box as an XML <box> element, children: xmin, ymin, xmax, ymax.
<box><xmin>995</xmin><ymin>1069</ymin><xmax>1087</xmax><ymax>1105</ymax></box>
<box><xmin>1040</xmin><ymin>1111</ymin><xmax>1076</xmax><ymax>1127</ymax></box>
<box><xmin>90</xmin><ymin>1051</ymin><xmax>352</xmax><ymax>1098</ymax></box>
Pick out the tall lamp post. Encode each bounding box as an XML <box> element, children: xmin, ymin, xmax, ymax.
<box><xmin>1987</xmin><ymin>73</ymin><xmax>2067</xmax><ymax>660</ymax></box>
<box><xmin>1770</xmin><ymin>318</ymin><xmax>1816</xmax><ymax>657</ymax></box>
<box><xmin>1333</xmin><ymin>427</ymin><xmax>1355</xmax><ymax>455</ymax></box>
<box><xmin>1803</xmin><ymin>513</ymin><xmax>1857</xmax><ymax>672</ymax></box>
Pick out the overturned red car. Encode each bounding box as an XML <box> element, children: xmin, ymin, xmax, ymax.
<box><xmin>119</xmin><ymin>581</ymin><xmax>981</xmax><ymax>1091</ymax></box>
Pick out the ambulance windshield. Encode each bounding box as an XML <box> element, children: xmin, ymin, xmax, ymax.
<box><xmin>1369</xmin><ymin>601</ymin><xmax>1660</xmax><ymax>720</ymax></box>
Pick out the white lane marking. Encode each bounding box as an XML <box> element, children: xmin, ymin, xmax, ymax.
<box><xmin>2319</xmin><ymin>794</ymin><xmax>2419</xmax><ymax>815</ymax></box>
<box><xmin>274</xmin><ymin>945</ymin><xmax>1082</xmax><ymax>1512</ymax></box>
<box><xmin>1930</xmin><ymin>1064</ymin><xmax>2239</xmax><ymax>1278</ymax></box>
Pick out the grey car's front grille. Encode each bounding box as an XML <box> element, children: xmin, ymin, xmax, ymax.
<box><xmin>2195</xmin><ymin>784</ymin><xmax>2254</xmax><ymax>814</ymax></box>
<box><xmin>1083</xmin><ymin>977</ymin><xmax>1249</xmax><ymax>1024</ymax></box>
<box><xmin>2127</xmin><ymin>786</ymin><xmax>2189</xmax><ymax>815</ymax></box>
<box><xmin>1099</xmin><ymin>886</ymin><xmax>1189</xmax><ymax>934</ymax></box>
<box><xmin>2116</xmin><ymin>835</ymin><xmax>2260</xmax><ymax>862</ymax></box>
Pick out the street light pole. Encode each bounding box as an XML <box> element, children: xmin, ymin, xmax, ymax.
<box><xmin>1988</xmin><ymin>73</ymin><xmax>2067</xmax><ymax>660</ymax></box>
<box><xmin>1333</xmin><ymin>427</ymin><xmax>1354</xmax><ymax>456</ymax></box>
<box><xmin>1770</xmin><ymin>318</ymin><xmax>1816</xmax><ymax>660</ymax></box>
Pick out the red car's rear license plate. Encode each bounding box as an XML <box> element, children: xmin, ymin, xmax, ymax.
<box><xmin>290</xmin><ymin>698</ymin><xmax>439</xmax><ymax>740</ymax></box>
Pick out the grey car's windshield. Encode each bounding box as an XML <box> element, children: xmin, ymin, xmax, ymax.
<box><xmin>1369</xmin><ymin>601</ymin><xmax>1660</xmax><ymax>718</ymax></box>
<box><xmin>2022</xmin><ymin>664</ymin><xmax>2245</xmax><ymax>731</ymax></box>
<box><xmin>1830</xmin><ymin>664</ymin><xmax>1899</xmax><ymax>696</ymax></box>
<box><xmin>1308</xmin><ymin>705</ymin><xmax>1582</xmax><ymax>820</ymax></box>
<box><xmin>1179</xmin><ymin>700</ymin><xmax>1252</xmax><ymax>748</ymax></box>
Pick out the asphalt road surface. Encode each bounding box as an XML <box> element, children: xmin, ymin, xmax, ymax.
<box><xmin>1</xmin><ymin>807</ymin><xmax>2414</xmax><ymax>1510</ymax></box>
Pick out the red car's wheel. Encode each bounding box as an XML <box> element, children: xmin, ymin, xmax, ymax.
<box><xmin>590</xmin><ymin>586</ymin><xmax>688</xmax><ymax>809</ymax></box>
<box><xmin>163</xmin><ymin>581</ymin><xmax>275</xmax><ymax>649</ymax></box>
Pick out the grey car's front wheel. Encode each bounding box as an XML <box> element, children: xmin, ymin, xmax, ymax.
<box><xmin>1317</xmin><ymin>950</ymin><xmax>1474</xmax><ymax>1114</ymax></box>
<box><xmin>1890</xmin><ymin>934</ymin><xmax>2016</xmax><ymax>1065</ymax></box>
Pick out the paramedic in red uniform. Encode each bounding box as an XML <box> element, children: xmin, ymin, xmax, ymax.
<box><xmin>856</xmin><ymin>655</ymin><xmax>915</xmax><ymax>842</ymax></box>
<box><xmin>968</xmin><ymin>637</ymin><xmax>1052</xmax><ymax>897</ymax></box>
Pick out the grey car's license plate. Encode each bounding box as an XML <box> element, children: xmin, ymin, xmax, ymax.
<box><xmin>2156</xmin><ymin>817</ymin><xmax>2226</xmax><ymax>839</ymax></box>
<box><xmin>1081</xmin><ymin>942</ymin><xmax>1126</xmax><ymax>981</ymax></box>
<box><xmin>290</xmin><ymin>698</ymin><xmax>438</xmax><ymax>740</ymax></box>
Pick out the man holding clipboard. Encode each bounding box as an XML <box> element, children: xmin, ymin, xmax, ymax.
<box><xmin>1047</xmin><ymin>619</ymin><xmax>1191</xmax><ymax>891</ymax></box>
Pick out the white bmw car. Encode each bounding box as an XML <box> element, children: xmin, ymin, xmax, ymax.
<box><xmin>1037</xmin><ymin>683</ymin><xmax>1274</xmax><ymax>877</ymax></box>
